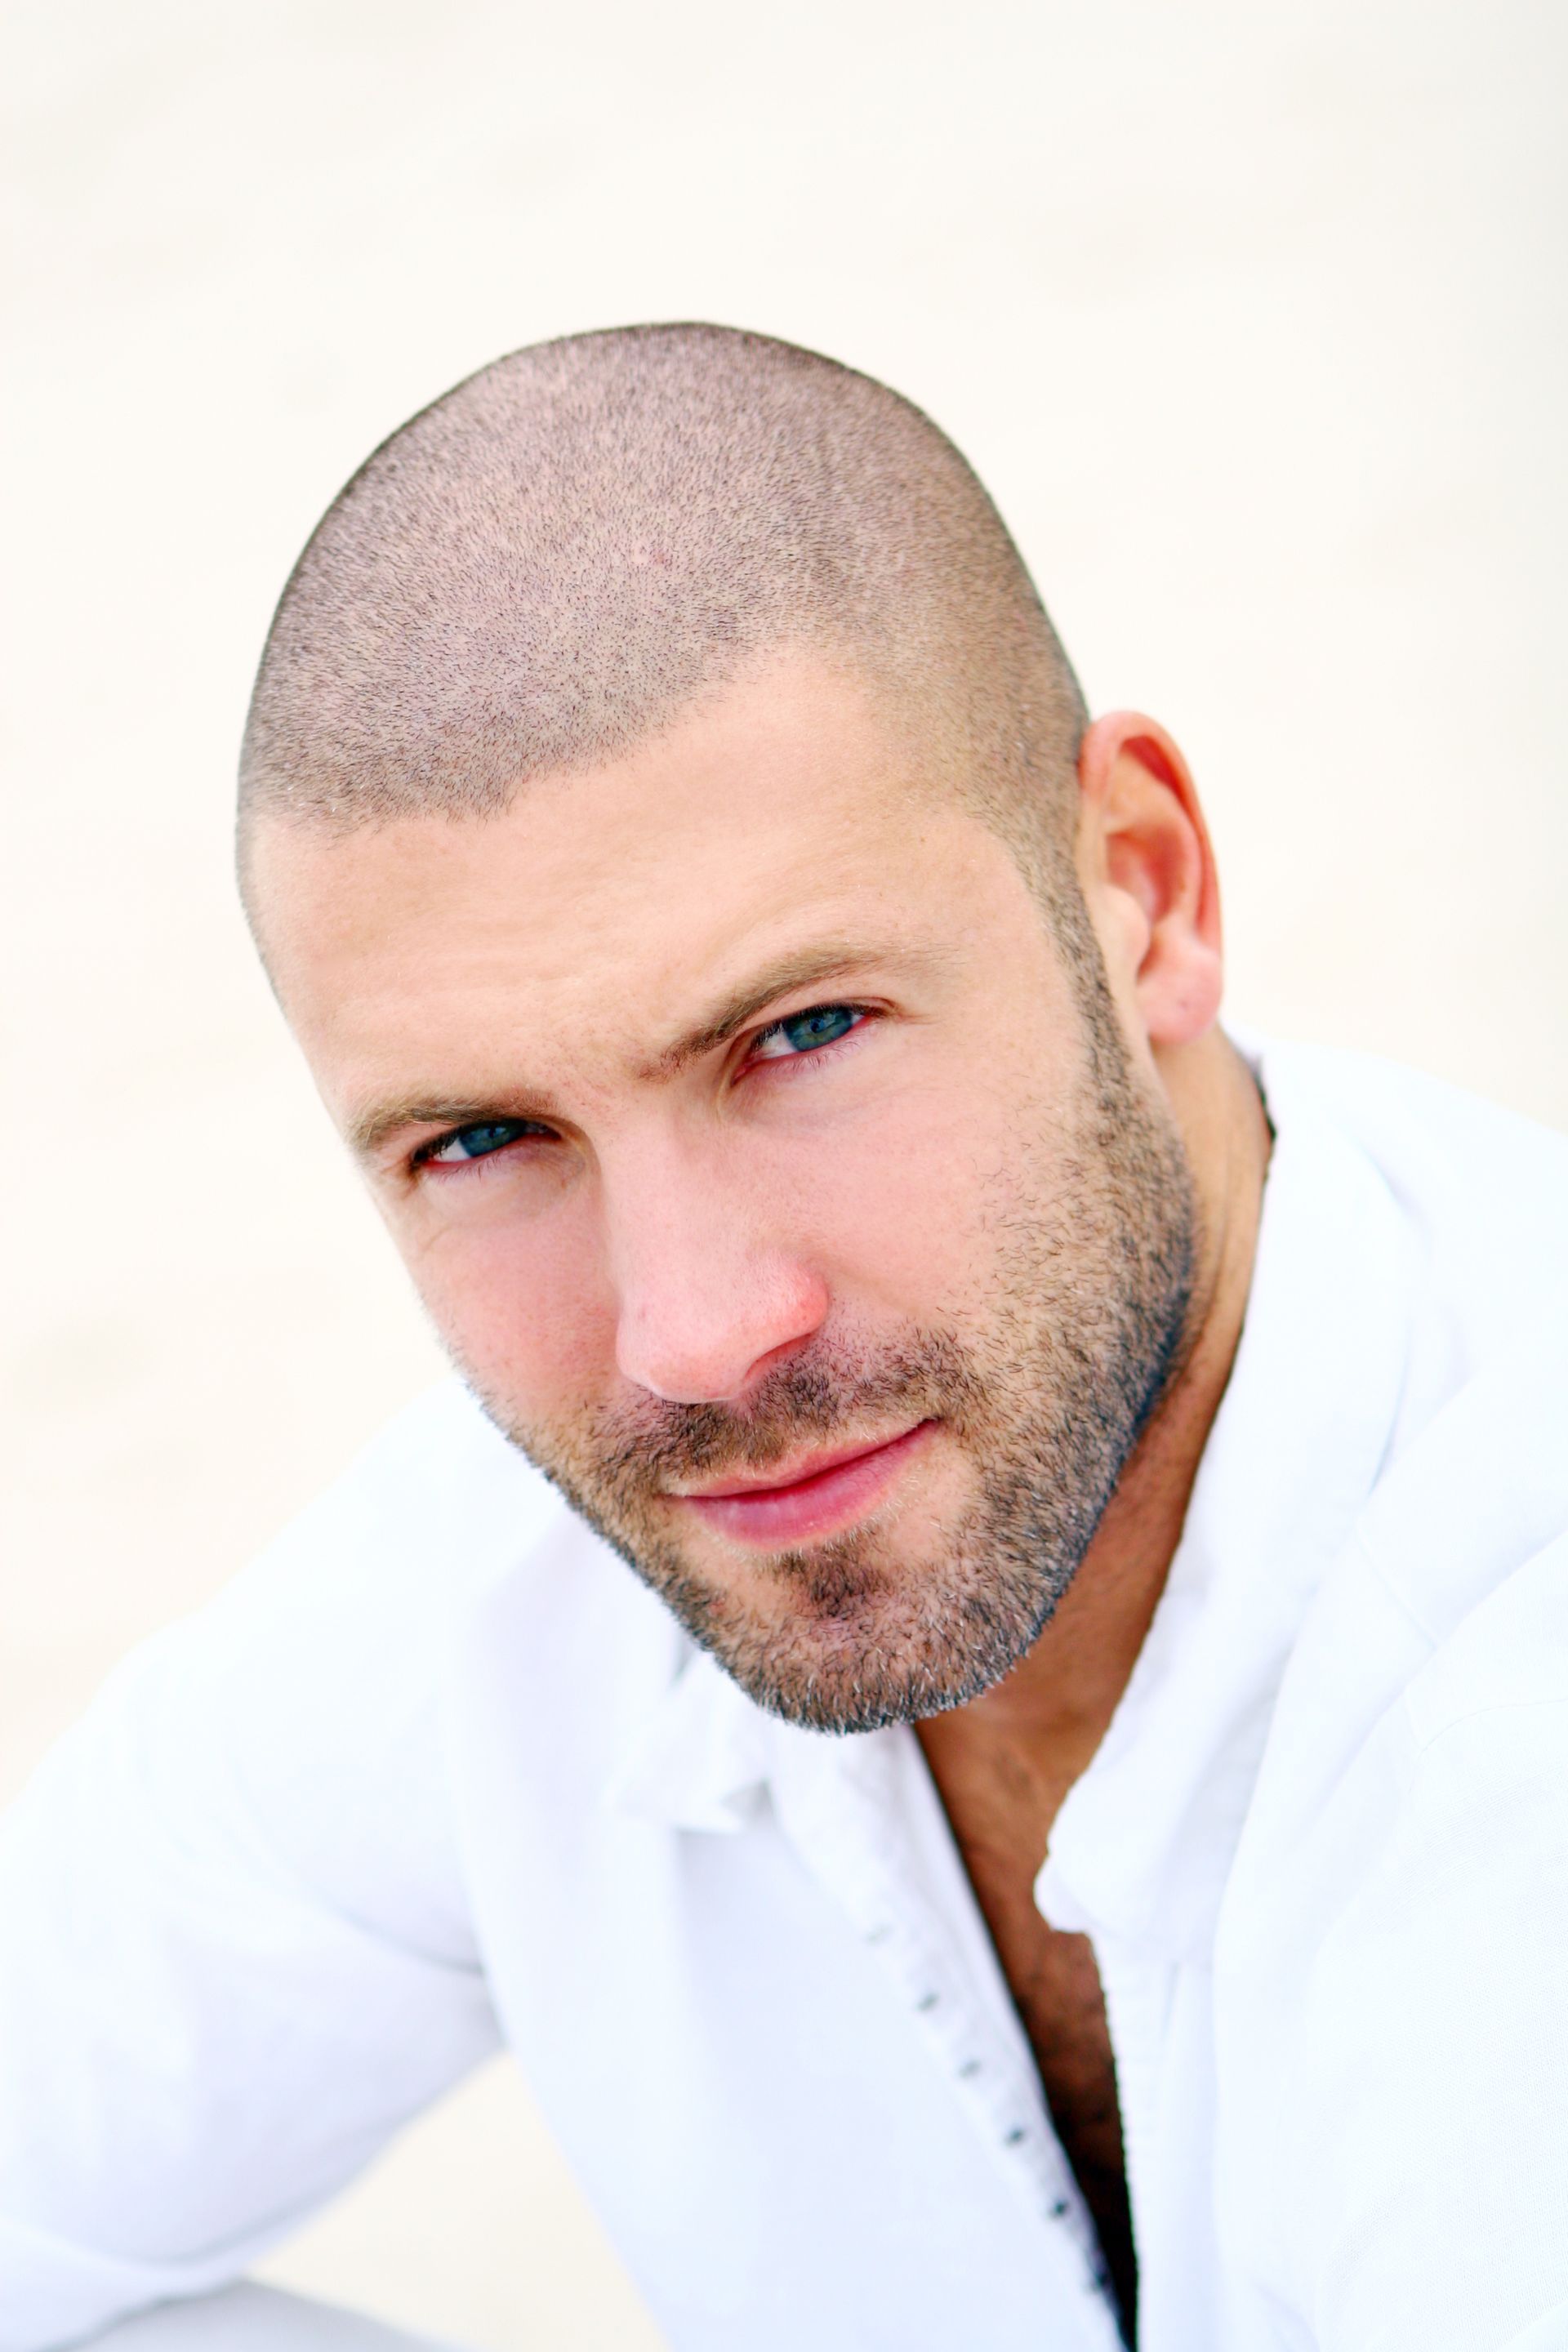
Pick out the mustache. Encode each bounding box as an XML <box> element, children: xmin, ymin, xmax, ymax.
<box><xmin>586</xmin><ymin>1327</ymin><xmax>982</xmax><ymax>1496</ymax></box>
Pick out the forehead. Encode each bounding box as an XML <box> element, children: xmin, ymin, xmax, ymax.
<box><xmin>248</xmin><ymin>657</ymin><xmax>1013</xmax><ymax>1100</ymax></box>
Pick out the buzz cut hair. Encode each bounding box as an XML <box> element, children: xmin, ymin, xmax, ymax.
<box><xmin>238</xmin><ymin>323</ymin><xmax>1089</xmax><ymax>884</ymax></box>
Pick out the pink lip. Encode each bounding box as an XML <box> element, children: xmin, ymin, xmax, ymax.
<box><xmin>675</xmin><ymin>1421</ymin><xmax>937</xmax><ymax>1547</ymax></box>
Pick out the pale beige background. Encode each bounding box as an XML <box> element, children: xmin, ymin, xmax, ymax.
<box><xmin>3</xmin><ymin>2</ymin><xmax>1564</xmax><ymax>2345</ymax></box>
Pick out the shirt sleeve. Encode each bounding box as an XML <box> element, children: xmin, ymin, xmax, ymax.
<box><xmin>1280</xmin><ymin>1531</ymin><xmax>1568</xmax><ymax>2352</ymax></box>
<box><xmin>0</xmin><ymin>1396</ymin><xmax>519</xmax><ymax>2352</ymax></box>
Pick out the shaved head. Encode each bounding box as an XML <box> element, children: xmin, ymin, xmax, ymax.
<box><xmin>238</xmin><ymin>323</ymin><xmax>1089</xmax><ymax>887</ymax></box>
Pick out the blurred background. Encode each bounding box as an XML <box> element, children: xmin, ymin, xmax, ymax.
<box><xmin>2</xmin><ymin>1</ymin><xmax>1564</xmax><ymax>2343</ymax></box>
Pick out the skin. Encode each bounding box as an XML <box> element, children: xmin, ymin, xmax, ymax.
<box><xmin>248</xmin><ymin>653</ymin><xmax>1271</xmax><ymax>2341</ymax></box>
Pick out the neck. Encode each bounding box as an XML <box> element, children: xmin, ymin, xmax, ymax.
<box><xmin>918</xmin><ymin>1028</ymin><xmax>1272</xmax><ymax>1836</ymax></box>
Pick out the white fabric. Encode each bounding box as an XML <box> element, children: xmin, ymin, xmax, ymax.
<box><xmin>2</xmin><ymin>1036</ymin><xmax>1566</xmax><ymax>2352</ymax></box>
<box><xmin>81</xmin><ymin>2284</ymin><xmax>463</xmax><ymax>2350</ymax></box>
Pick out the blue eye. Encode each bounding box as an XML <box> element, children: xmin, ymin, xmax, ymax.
<box><xmin>426</xmin><ymin>1120</ymin><xmax>535</xmax><ymax>1165</ymax></box>
<box><xmin>751</xmin><ymin>1004</ymin><xmax>864</xmax><ymax>1062</ymax></box>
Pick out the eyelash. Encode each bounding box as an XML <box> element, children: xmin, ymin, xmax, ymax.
<box><xmin>410</xmin><ymin>1001</ymin><xmax>875</xmax><ymax>1177</ymax></box>
<box><xmin>409</xmin><ymin>1126</ymin><xmax>548</xmax><ymax>1178</ymax></box>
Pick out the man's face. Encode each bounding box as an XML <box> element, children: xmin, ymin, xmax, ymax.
<box><xmin>252</xmin><ymin>657</ymin><xmax>1195</xmax><ymax>1731</ymax></box>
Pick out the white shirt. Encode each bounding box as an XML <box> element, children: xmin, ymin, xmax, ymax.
<box><xmin>3</xmin><ymin>1036</ymin><xmax>1567</xmax><ymax>2352</ymax></box>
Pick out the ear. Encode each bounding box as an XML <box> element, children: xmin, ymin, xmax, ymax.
<box><xmin>1073</xmin><ymin>711</ymin><xmax>1223</xmax><ymax>1049</ymax></box>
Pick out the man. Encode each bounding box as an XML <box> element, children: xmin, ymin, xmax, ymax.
<box><xmin>2</xmin><ymin>324</ymin><xmax>1566</xmax><ymax>2352</ymax></box>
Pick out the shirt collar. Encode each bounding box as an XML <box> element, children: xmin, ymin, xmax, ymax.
<box><xmin>604</xmin><ymin>1639</ymin><xmax>773</xmax><ymax>1833</ymax></box>
<box><xmin>1036</xmin><ymin>1033</ymin><xmax>1416</xmax><ymax>1958</ymax></box>
<box><xmin>604</xmin><ymin>1625</ymin><xmax>902</xmax><ymax>1843</ymax></box>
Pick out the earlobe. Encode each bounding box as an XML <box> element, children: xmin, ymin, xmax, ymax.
<box><xmin>1075</xmin><ymin>711</ymin><xmax>1224</xmax><ymax>1050</ymax></box>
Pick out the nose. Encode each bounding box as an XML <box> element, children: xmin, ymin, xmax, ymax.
<box><xmin>607</xmin><ymin>1144</ymin><xmax>828</xmax><ymax>1405</ymax></box>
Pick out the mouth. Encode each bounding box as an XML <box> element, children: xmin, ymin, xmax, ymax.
<box><xmin>670</xmin><ymin>1420</ymin><xmax>938</xmax><ymax>1548</ymax></box>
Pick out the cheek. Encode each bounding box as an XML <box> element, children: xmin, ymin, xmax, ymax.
<box><xmin>769</xmin><ymin>1081</ymin><xmax>1009</xmax><ymax>1315</ymax></box>
<box><xmin>800</xmin><ymin>1040</ymin><xmax>1089</xmax><ymax>1323</ymax></box>
<box><xmin>404</xmin><ymin>1209</ymin><xmax>617</xmax><ymax>1417</ymax></box>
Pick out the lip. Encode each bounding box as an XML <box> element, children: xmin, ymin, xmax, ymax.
<box><xmin>673</xmin><ymin>1421</ymin><xmax>937</xmax><ymax>1548</ymax></box>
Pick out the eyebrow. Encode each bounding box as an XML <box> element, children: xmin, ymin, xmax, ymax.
<box><xmin>638</xmin><ymin>938</ymin><xmax>923</xmax><ymax>1080</ymax></box>
<box><xmin>348</xmin><ymin>934</ymin><xmax>938</xmax><ymax>1165</ymax></box>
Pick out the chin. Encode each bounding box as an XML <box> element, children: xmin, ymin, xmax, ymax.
<box><xmin>697</xmin><ymin>1577</ymin><xmax>1040</xmax><ymax>1737</ymax></box>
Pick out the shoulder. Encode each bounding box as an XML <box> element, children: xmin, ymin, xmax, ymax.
<box><xmin>216</xmin><ymin>1377</ymin><xmax>568</xmax><ymax>1615</ymax></box>
<box><xmin>30</xmin><ymin>1383</ymin><xmax>627</xmax><ymax>1954</ymax></box>
<box><xmin>1250</xmin><ymin>1034</ymin><xmax>1568</xmax><ymax>1362</ymax></box>
<box><xmin>1216</xmin><ymin>1047</ymin><xmax>1568</xmax><ymax>2336</ymax></box>
<box><xmin>176</xmin><ymin>1379</ymin><xmax>581</xmax><ymax>1738</ymax></box>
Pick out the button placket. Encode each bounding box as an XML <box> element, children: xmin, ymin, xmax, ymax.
<box><xmin>766</xmin><ymin>1722</ymin><xmax>1112</xmax><ymax>2303</ymax></box>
